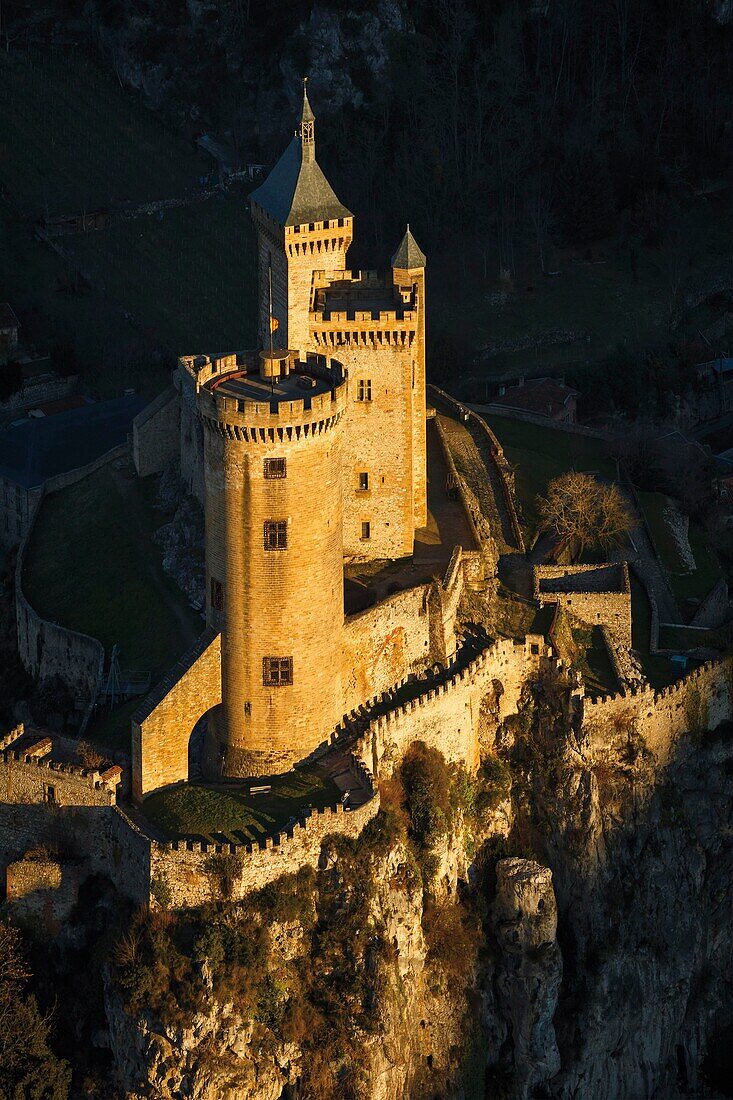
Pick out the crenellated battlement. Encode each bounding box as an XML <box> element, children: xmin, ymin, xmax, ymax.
<box><xmin>0</xmin><ymin>725</ymin><xmax>123</xmax><ymax>805</ymax></box>
<box><xmin>580</xmin><ymin>655</ymin><xmax>733</xmax><ymax>764</ymax></box>
<box><xmin>192</xmin><ymin>352</ymin><xmax>349</xmax><ymax>438</ymax></box>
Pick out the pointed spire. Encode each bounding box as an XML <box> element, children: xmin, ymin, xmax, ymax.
<box><xmin>299</xmin><ymin>76</ymin><xmax>315</xmax><ymax>162</ymax></box>
<box><xmin>391</xmin><ymin>224</ymin><xmax>427</xmax><ymax>270</ymax></box>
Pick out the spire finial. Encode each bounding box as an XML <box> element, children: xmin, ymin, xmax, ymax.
<box><xmin>300</xmin><ymin>76</ymin><xmax>315</xmax><ymax>161</ymax></box>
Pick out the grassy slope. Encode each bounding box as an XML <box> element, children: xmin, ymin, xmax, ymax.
<box><xmin>0</xmin><ymin>46</ymin><xmax>256</xmax><ymax>392</ymax></box>
<box><xmin>450</xmin><ymin>198</ymin><xmax>733</xmax><ymax>384</ymax></box>
<box><xmin>0</xmin><ymin>48</ymin><xmax>206</xmax><ymax>217</ymax></box>
<box><xmin>480</xmin><ymin>414</ymin><xmax>617</xmax><ymax>541</ymax></box>
<box><xmin>637</xmin><ymin>491</ymin><xmax>722</xmax><ymax>605</ymax></box>
<box><xmin>142</xmin><ymin>769</ymin><xmax>341</xmax><ymax>843</ymax></box>
<box><xmin>23</xmin><ymin>465</ymin><xmax>202</xmax><ymax>675</ymax></box>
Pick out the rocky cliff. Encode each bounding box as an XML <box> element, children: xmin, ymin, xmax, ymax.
<box><xmin>87</xmin><ymin>685</ymin><xmax>733</xmax><ymax>1099</ymax></box>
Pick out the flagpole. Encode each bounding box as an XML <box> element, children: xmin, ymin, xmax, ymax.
<box><xmin>268</xmin><ymin>260</ymin><xmax>275</xmax><ymax>393</ymax></box>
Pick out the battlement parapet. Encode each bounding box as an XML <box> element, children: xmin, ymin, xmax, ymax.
<box><xmin>0</xmin><ymin>725</ymin><xmax>123</xmax><ymax>806</ymax></box>
<box><xmin>580</xmin><ymin>655</ymin><xmax>733</xmax><ymax>764</ymax></box>
<box><xmin>250</xmin><ymin>198</ymin><xmax>353</xmax><ymax>238</ymax></box>
<box><xmin>193</xmin><ymin>354</ymin><xmax>349</xmax><ymax>438</ymax></box>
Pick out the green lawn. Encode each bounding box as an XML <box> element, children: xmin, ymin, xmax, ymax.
<box><xmin>23</xmin><ymin>465</ymin><xmax>203</xmax><ymax>677</ymax></box>
<box><xmin>479</xmin><ymin>414</ymin><xmax>617</xmax><ymax>542</ymax></box>
<box><xmin>142</xmin><ymin>768</ymin><xmax>341</xmax><ymax>843</ymax></box>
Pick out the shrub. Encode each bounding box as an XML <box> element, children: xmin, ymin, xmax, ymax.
<box><xmin>400</xmin><ymin>742</ymin><xmax>453</xmax><ymax>849</ymax></box>
<box><xmin>474</xmin><ymin>754</ymin><xmax>512</xmax><ymax>817</ymax></box>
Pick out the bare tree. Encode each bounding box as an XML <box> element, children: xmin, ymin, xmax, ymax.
<box><xmin>538</xmin><ymin>472</ymin><xmax>635</xmax><ymax>559</ymax></box>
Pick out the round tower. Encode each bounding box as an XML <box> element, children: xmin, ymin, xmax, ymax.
<box><xmin>197</xmin><ymin>350</ymin><xmax>348</xmax><ymax>777</ymax></box>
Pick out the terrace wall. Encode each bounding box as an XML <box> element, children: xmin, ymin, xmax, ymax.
<box><xmin>476</xmin><ymin>402</ymin><xmax>607</xmax><ymax>439</ymax></box>
<box><xmin>534</xmin><ymin>563</ymin><xmax>632</xmax><ymax>648</ymax></box>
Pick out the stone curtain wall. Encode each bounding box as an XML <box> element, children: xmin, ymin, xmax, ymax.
<box><xmin>342</xmin><ymin>635</ymin><xmax>550</xmax><ymax>779</ymax></box>
<box><xmin>150</xmin><ymin>792</ymin><xmax>379</xmax><ymax>909</ymax></box>
<box><xmin>132</xmin><ymin>630</ymin><xmax>221</xmax><ymax>801</ymax></box>
<box><xmin>581</xmin><ymin>657</ymin><xmax>733</xmax><ymax>765</ymax></box>
<box><xmin>132</xmin><ymin>385</ymin><xmax>180</xmax><ymax>478</ymax></box>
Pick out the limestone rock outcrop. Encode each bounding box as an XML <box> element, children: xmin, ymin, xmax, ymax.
<box><xmin>492</xmin><ymin>859</ymin><xmax>562</xmax><ymax>1099</ymax></box>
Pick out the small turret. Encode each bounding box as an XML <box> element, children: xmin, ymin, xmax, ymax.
<box><xmin>391</xmin><ymin>224</ymin><xmax>427</xmax><ymax>272</ymax></box>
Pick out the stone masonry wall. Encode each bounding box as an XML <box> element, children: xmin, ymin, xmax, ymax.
<box><xmin>581</xmin><ymin>656</ymin><xmax>733</xmax><ymax>765</ymax></box>
<box><xmin>342</xmin><ymin>635</ymin><xmax>550</xmax><ymax>779</ymax></box>
<box><xmin>0</xmin><ymin>802</ymin><xmax>151</xmax><ymax>907</ymax></box>
<box><xmin>342</xmin><ymin>585</ymin><xmax>434</xmax><ymax>714</ymax></box>
<box><xmin>132</xmin><ymin>385</ymin><xmax>180</xmax><ymax>478</ymax></box>
<box><xmin>534</xmin><ymin>564</ymin><xmax>633</xmax><ymax>648</ymax></box>
<box><xmin>341</xmin><ymin>550</ymin><xmax>466</xmax><ymax>717</ymax></box>
<box><xmin>6</xmin><ymin>857</ymin><xmax>86</xmax><ymax>935</ymax></box>
<box><xmin>150</xmin><ymin>792</ymin><xmax>379</xmax><ymax>910</ymax></box>
<box><xmin>132</xmin><ymin>630</ymin><xmax>221</xmax><ymax>800</ymax></box>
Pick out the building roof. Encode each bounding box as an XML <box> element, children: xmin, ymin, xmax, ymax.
<box><xmin>249</xmin><ymin>86</ymin><xmax>351</xmax><ymax>228</ymax></box>
<box><xmin>0</xmin><ymin>394</ymin><xmax>146</xmax><ymax>489</ymax></box>
<box><xmin>493</xmin><ymin>377</ymin><xmax>579</xmax><ymax>419</ymax></box>
<box><xmin>0</xmin><ymin>303</ymin><xmax>19</xmax><ymax>331</ymax></box>
<box><xmin>391</xmin><ymin>225</ymin><xmax>426</xmax><ymax>269</ymax></box>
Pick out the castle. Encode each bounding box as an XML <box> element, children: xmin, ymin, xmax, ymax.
<box><xmin>132</xmin><ymin>85</ymin><xmax>437</xmax><ymax>795</ymax></box>
<box><xmin>2</xmin><ymin>88</ymin><xmax>732</xmax><ymax>918</ymax></box>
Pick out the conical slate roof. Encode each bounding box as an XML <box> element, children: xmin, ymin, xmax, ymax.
<box><xmin>391</xmin><ymin>225</ymin><xmax>426</xmax><ymax>269</ymax></box>
<box><xmin>250</xmin><ymin>137</ymin><xmax>352</xmax><ymax>226</ymax></box>
<box><xmin>250</xmin><ymin>85</ymin><xmax>352</xmax><ymax>228</ymax></box>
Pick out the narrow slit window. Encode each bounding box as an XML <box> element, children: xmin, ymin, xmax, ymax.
<box><xmin>361</xmin><ymin>521</ymin><xmax>371</xmax><ymax>540</ymax></box>
<box><xmin>264</xmin><ymin>520</ymin><xmax>288</xmax><ymax>550</ymax></box>
<box><xmin>210</xmin><ymin>578</ymin><xmax>224</xmax><ymax>612</ymax></box>
<box><xmin>263</xmin><ymin>656</ymin><xmax>293</xmax><ymax>686</ymax></box>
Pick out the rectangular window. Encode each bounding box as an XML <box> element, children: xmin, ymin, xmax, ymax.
<box><xmin>358</xmin><ymin>472</ymin><xmax>369</xmax><ymax>491</ymax></box>
<box><xmin>263</xmin><ymin>656</ymin><xmax>293</xmax><ymax>686</ymax></box>
<box><xmin>210</xmin><ymin>578</ymin><xmax>224</xmax><ymax>612</ymax></box>
<box><xmin>357</xmin><ymin>379</ymin><xmax>372</xmax><ymax>402</ymax></box>
<box><xmin>361</xmin><ymin>521</ymin><xmax>371</xmax><ymax>540</ymax></box>
<box><xmin>264</xmin><ymin>457</ymin><xmax>287</xmax><ymax>479</ymax></box>
<box><xmin>264</xmin><ymin>520</ymin><xmax>288</xmax><ymax>550</ymax></box>
<box><xmin>44</xmin><ymin>785</ymin><xmax>56</xmax><ymax>806</ymax></box>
